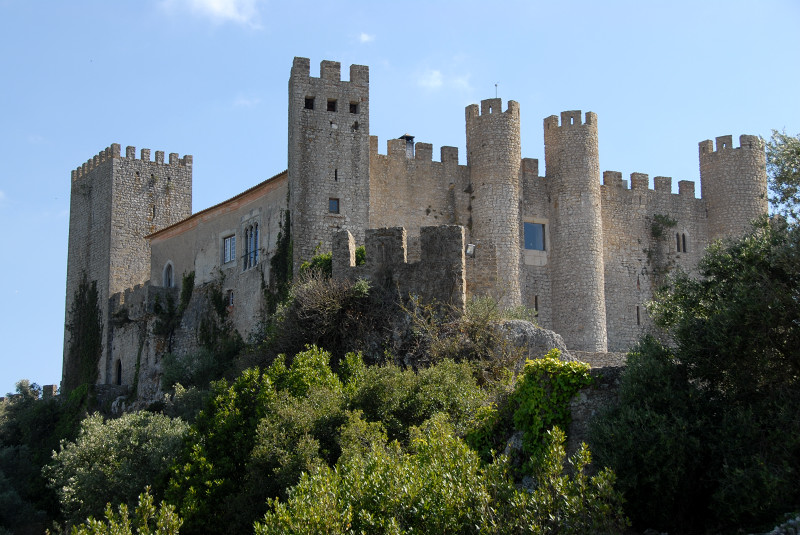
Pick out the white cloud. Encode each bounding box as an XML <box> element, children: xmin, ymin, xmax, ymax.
<box><xmin>359</xmin><ymin>32</ymin><xmax>375</xmax><ymax>43</ymax></box>
<box><xmin>417</xmin><ymin>69</ymin><xmax>443</xmax><ymax>89</ymax></box>
<box><xmin>160</xmin><ymin>0</ymin><xmax>263</xmax><ymax>28</ymax></box>
<box><xmin>233</xmin><ymin>95</ymin><xmax>261</xmax><ymax>107</ymax></box>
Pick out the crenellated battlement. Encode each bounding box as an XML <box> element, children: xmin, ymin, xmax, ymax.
<box><xmin>602</xmin><ymin>170</ymin><xmax>696</xmax><ymax>197</ymax></box>
<box><xmin>465</xmin><ymin>98</ymin><xmax>519</xmax><ymax>121</ymax></box>
<box><xmin>290</xmin><ymin>56</ymin><xmax>369</xmax><ymax>85</ymax></box>
<box><xmin>699</xmin><ymin>134</ymin><xmax>764</xmax><ymax>156</ymax></box>
<box><xmin>544</xmin><ymin>110</ymin><xmax>597</xmax><ymax>130</ymax></box>
<box><xmin>370</xmin><ymin>135</ymin><xmax>462</xmax><ymax>165</ymax></box>
<box><xmin>332</xmin><ymin>225</ymin><xmax>466</xmax><ymax>310</ymax></box>
<box><xmin>71</xmin><ymin>143</ymin><xmax>192</xmax><ymax>181</ymax></box>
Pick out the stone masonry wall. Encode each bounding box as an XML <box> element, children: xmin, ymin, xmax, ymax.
<box><xmin>700</xmin><ymin>135</ymin><xmax>768</xmax><ymax>241</ymax></box>
<box><xmin>466</xmin><ymin>99</ymin><xmax>522</xmax><ymax>308</ymax></box>
<box><xmin>600</xmin><ymin>172</ymin><xmax>708</xmax><ymax>351</ymax></box>
<box><xmin>544</xmin><ymin>111</ymin><xmax>608</xmax><ymax>352</ymax></box>
<box><xmin>289</xmin><ymin>58</ymin><xmax>370</xmax><ymax>273</ymax></box>
<box><xmin>64</xmin><ymin>144</ymin><xmax>191</xmax><ymax>387</ymax></box>
<box><xmin>333</xmin><ymin>225</ymin><xmax>466</xmax><ymax>311</ymax></box>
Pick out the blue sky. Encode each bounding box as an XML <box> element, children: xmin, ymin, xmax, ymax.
<box><xmin>1</xmin><ymin>0</ymin><xmax>798</xmax><ymax>395</ymax></box>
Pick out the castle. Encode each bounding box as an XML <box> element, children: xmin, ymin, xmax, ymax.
<box><xmin>62</xmin><ymin>57</ymin><xmax>767</xmax><ymax>394</ymax></box>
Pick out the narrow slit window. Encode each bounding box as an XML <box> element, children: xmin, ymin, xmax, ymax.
<box><xmin>676</xmin><ymin>233</ymin><xmax>681</xmax><ymax>252</ymax></box>
<box><xmin>329</xmin><ymin>198</ymin><xmax>340</xmax><ymax>214</ymax></box>
<box><xmin>534</xmin><ymin>295</ymin><xmax>539</xmax><ymax>312</ymax></box>
<box><xmin>327</xmin><ymin>99</ymin><xmax>337</xmax><ymax>112</ymax></box>
<box><xmin>334</xmin><ymin>169</ymin><xmax>338</xmax><ymax>181</ymax></box>
<box><xmin>636</xmin><ymin>305</ymin><xmax>641</xmax><ymax>326</ymax></box>
<box><xmin>682</xmin><ymin>233</ymin><xmax>687</xmax><ymax>253</ymax></box>
<box><xmin>304</xmin><ymin>97</ymin><xmax>314</xmax><ymax>110</ymax></box>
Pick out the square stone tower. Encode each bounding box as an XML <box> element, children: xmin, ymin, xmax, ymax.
<box><xmin>288</xmin><ymin>57</ymin><xmax>370</xmax><ymax>272</ymax></box>
<box><xmin>63</xmin><ymin>144</ymin><xmax>192</xmax><ymax>391</ymax></box>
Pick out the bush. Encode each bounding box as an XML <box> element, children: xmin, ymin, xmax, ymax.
<box><xmin>70</xmin><ymin>488</ymin><xmax>182</xmax><ymax>535</ymax></box>
<box><xmin>45</xmin><ymin>412</ymin><xmax>189</xmax><ymax>526</ymax></box>
<box><xmin>255</xmin><ymin>415</ymin><xmax>627</xmax><ymax>535</ymax></box>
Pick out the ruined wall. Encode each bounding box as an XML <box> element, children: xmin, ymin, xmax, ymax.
<box><xmin>289</xmin><ymin>58</ymin><xmax>370</xmax><ymax>272</ymax></box>
<box><xmin>64</xmin><ymin>144</ymin><xmax>191</xmax><ymax>387</ymax></box>
<box><xmin>333</xmin><ymin>225</ymin><xmax>466</xmax><ymax>311</ymax></box>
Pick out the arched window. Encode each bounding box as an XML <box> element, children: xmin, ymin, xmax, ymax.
<box><xmin>163</xmin><ymin>262</ymin><xmax>174</xmax><ymax>288</ymax></box>
<box><xmin>676</xmin><ymin>233</ymin><xmax>681</xmax><ymax>252</ymax></box>
<box><xmin>682</xmin><ymin>233</ymin><xmax>687</xmax><ymax>253</ymax></box>
<box><xmin>115</xmin><ymin>360</ymin><xmax>122</xmax><ymax>386</ymax></box>
<box><xmin>242</xmin><ymin>223</ymin><xmax>260</xmax><ymax>270</ymax></box>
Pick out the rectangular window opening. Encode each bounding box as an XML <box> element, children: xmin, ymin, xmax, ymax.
<box><xmin>534</xmin><ymin>295</ymin><xmax>539</xmax><ymax>312</ymax></box>
<box><xmin>327</xmin><ymin>99</ymin><xmax>337</xmax><ymax>112</ymax></box>
<box><xmin>304</xmin><ymin>97</ymin><xmax>314</xmax><ymax>110</ymax></box>
<box><xmin>329</xmin><ymin>198</ymin><xmax>340</xmax><ymax>214</ymax></box>
<box><xmin>524</xmin><ymin>223</ymin><xmax>545</xmax><ymax>251</ymax></box>
<box><xmin>223</xmin><ymin>235</ymin><xmax>236</xmax><ymax>264</ymax></box>
<box><xmin>349</xmin><ymin>102</ymin><xmax>358</xmax><ymax>114</ymax></box>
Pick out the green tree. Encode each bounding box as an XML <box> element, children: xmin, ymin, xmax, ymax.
<box><xmin>64</xmin><ymin>274</ymin><xmax>103</xmax><ymax>393</ymax></box>
<box><xmin>45</xmin><ymin>412</ymin><xmax>189</xmax><ymax>526</ymax></box>
<box><xmin>767</xmin><ymin>129</ymin><xmax>800</xmax><ymax>221</ymax></box>
<box><xmin>592</xmin><ymin>221</ymin><xmax>800</xmax><ymax>531</ymax></box>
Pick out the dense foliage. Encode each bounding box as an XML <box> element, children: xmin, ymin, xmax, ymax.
<box><xmin>767</xmin><ymin>130</ymin><xmax>800</xmax><ymax>221</ymax></box>
<box><xmin>70</xmin><ymin>488</ymin><xmax>182</xmax><ymax>535</ymax></box>
<box><xmin>591</xmin><ymin>220</ymin><xmax>800</xmax><ymax>532</ymax></box>
<box><xmin>46</xmin><ymin>412</ymin><xmax>189</xmax><ymax>526</ymax></box>
<box><xmin>63</xmin><ymin>274</ymin><xmax>102</xmax><ymax>393</ymax></box>
<box><xmin>255</xmin><ymin>417</ymin><xmax>627</xmax><ymax>535</ymax></box>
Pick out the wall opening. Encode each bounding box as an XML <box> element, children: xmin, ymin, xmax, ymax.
<box><xmin>636</xmin><ymin>305</ymin><xmax>641</xmax><ymax>326</ymax></box>
<box><xmin>327</xmin><ymin>99</ymin><xmax>337</xmax><ymax>112</ymax></box>
<box><xmin>349</xmin><ymin>102</ymin><xmax>358</xmax><ymax>114</ymax></box>
<box><xmin>682</xmin><ymin>233</ymin><xmax>687</xmax><ymax>252</ymax></box>
<box><xmin>524</xmin><ymin>223</ymin><xmax>545</xmax><ymax>250</ymax></box>
<box><xmin>534</xmin><ymin>295</ymin><xmax>539</xmax><ymax>312</ymax></box>
<box><xmin>115</xmin><ymin>359</ymin><xmax>122</xmax><ymax>386</ymax></box>
<box><xmin>223</xmin><ymin>235</ymin><xmax>236</xmax><ymax>264</ymax></box>
<box><xmin>163</xmin><ymin>262</ymin><xmax>174</xmax><ymax>288</ymax></box>
<box><xmin>334</xmin><ymin>169</ymin><xmax>338</xmax><ymax>181</ymax></box>
<box><xmin>329</xmin><ymin>198</ymin><xmax>340</xmax><ymax>214</ymax></box>
<box><xmin>304</xmin><ymin>97</ymin><xmax>314</xmax><ymax>110</ymax></box>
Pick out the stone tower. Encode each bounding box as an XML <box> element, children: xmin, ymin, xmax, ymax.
<box><xmin>700</xmin><ymin>135</ymin><xmax>768</xmax><ymax>241</ymax></box>
<box><xmin>466</xmin><ymin>98</ymin><xmax>522</xmax><ymax>307</ymax></box>
<box><xmin>544</xmin><ymin>111</ymin><xmax>607</xmax><ymax>351</ymax></box>
<box><xmin>63</xmin><ymin>144</ymin><xmax>192</xmax><ymax>389</ymax></box>
<box><xmin>288</xmin><ymin>57</ymin><xmax>370</xmax><ymax>273</ymax></box>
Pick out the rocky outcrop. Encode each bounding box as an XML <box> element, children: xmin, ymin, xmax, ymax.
<box><xmin>495</xmin><ymin>320</ymin><xmax>575</xmax><ymax>364</ymax></box>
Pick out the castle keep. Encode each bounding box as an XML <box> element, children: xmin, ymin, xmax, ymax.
<box><xmin>63</xmin><ymin>57</ymin><xmax>767</xmax><ymax>393</ymax></box>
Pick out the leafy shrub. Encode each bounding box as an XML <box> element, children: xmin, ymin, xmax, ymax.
<box><xmin>299</xmin><ymin>245</ymin><xmax>366</xmax><ymax>277</ymax></box>
<box><xmin>46</xmin><ymin>412</ymin><xmax>189</xmax><ymax>526</ymax></box>
<box><xmin>70</xmin><ymin>488</ymin><xmax>182</xmax><ymax>535</ymax></box>
<box><xmin>266</xmin><ymin>345</ymin><xmax>343</xmax><ymax>397</ymax></box>
<box><xmin>161</xmin><ymin>349</ymin><xmax>218</xmax><ymax>389</ymax></box>
<box><xmin>255</xmin><ymin>415</ymin><xmax>627</xmax><ymax>535</ymax></box>
<box><xmin>346</xmin><ymin>358</ymin><xmax>487</xmax><ymax>443</ymax></box>
<box><xmin>166</xmin><ymin>368</ymin><xmax>275</xmax><ymax>535</ymax></box>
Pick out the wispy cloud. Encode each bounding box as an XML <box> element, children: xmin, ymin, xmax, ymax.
<box><xmin>233</xmin><ymin>95</ymin><xmax>261</xmax><ymax>107</ymax></box>
<box><xmin>0</xmin><ymin>190</ymin><xmax>6</xmax><ymax>202</ymax></box>
<box><xmin>160</xmin><ymin>0</ymin><xmax>264</xmax><ymax>28</ymax></box>
<box><xmin>359</xmin><ymin>32</ymin><xmax>375</xmax><ymax>43</ymax></box>
<box><xmin>417</xmin><ymin>69</ymin><xmax>443</xmax><ymax>89</ymax></box>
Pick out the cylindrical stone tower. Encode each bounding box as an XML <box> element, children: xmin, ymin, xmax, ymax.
<box><xmin>466</xmin><ymin>98</ymin><xmax>522</xmax><ymax>307</ymax></box>
<box><xmin>544</xmin><ymin>110</ymin><xmax>607</xmax><ymax>351</ymax></box>
<box><xmin>699</xmin><ymin>135</ymin><xmax>768</xmax><ymax>241</ymax></box>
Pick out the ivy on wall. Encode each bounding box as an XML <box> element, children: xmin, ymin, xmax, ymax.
<box><xmin>63</xmin><ymin>273</ymin><xmax>103</xmax><ymax>393</ymax></box>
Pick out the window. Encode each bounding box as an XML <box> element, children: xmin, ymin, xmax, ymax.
<box><xmin>243</xmin><ymin>223</ymin><xmax>259</xmax><ymax>270</ymax></box>
<box><xmin>676</xmin><ymin>232</ymin><xmax>688</xmax><ymax>253</ymax></box>
<box><xmin>682</xmin><ymin>233</ymin><xmax>687</xmax><ymax>253</ymax></box>
<box><xmin>227</xmin><ymin>290</ymin><xmax>234</xmax><ymax>307</ymax></box>
<box><xmin>163</xmin><ymin>263</ymin><xmax>173</xmax><ymax>288</ymax></box>
<box><xmin>115</xmin><ymin>360</ymin><xmax>122</xmax><ymax>386</ymax></box>
<box><xmin>524</xmin><ymin>223</ymin><xmax>545</xmax><ymax>250</ymax></box>
<box><xmin>349</xmin><ymin>102</ymin><xmax>358</xmax><ymax>114</ymax></box>
<box><xmin>329</xmin><ymin>198</ymin><xmax>340</xmax><ymax>214</ymax></box>
<box><xmin>223</xmin><ymin>235</ymin><xmax>236</xmax><ymax>264</ymax></box>
<box><xmin>304</xmin><ymin>97</ymin><xmax>314</xmax><ymax>110</ymax></box>
<box><xmin>327</xmin><ymin>99</ymin><xmax>337</xmax><ymax>112</ymax></box>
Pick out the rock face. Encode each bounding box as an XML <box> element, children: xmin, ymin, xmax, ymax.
<box><xmin>496</xmin><ymin>320</ymin><xmax>575</xmax><ymax>363</ymax></box>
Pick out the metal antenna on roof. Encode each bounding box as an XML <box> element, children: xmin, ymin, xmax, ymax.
<box><xmin>495</xmin><ymin>83</ymin><xmax>498</xmax><ymax>98</ymax></box>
